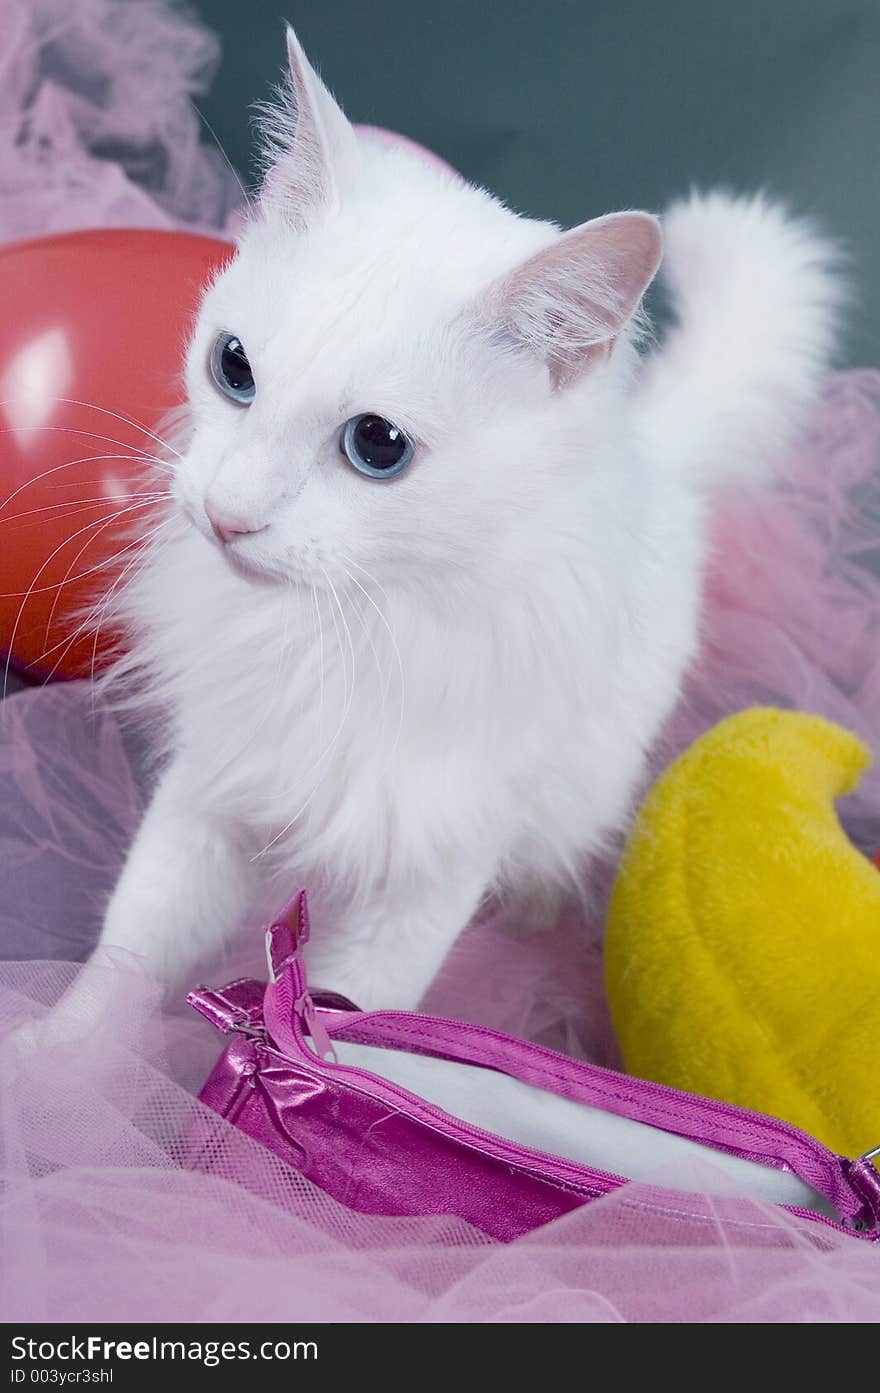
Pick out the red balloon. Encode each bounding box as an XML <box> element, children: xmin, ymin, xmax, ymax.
<box><xmin>0</xmin><ymin>229</ymin><xmax>232</xmax><ymax>683</ymax></box>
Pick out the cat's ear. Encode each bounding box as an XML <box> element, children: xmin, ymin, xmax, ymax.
<box><xmin>260</xmin><ymin>27</ymin><xmax>359</xmax><ymax>224</ymax></box>
<box><xmin>487</xmin><ymin>212</ymin><xmax>662</xmax><ymax>388</ymax></box>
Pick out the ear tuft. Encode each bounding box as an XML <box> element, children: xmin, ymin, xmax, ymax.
<box><xmin>491</xmin><ymin>212</ymin><xmax>662</xmax><ymax>388</ymax></box>
<box><xmin>257</xmin><ymin>26</ymin><xmax>359</xmax><ymax>226</ymax></box>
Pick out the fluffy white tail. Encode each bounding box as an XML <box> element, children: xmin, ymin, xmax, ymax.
<box><xmin>637</xmin><ymin>191</ymin><xmax>843</xmax><ymax>493</ymax></box>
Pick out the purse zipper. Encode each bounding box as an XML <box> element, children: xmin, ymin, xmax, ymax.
<box><xmin>239</xmin><ymin>1012</ymin><xmax>880</xmax><ymax>1240</ymax></box>
<box><xmin>193</xmin><ymin>975</ymin><xmax>880</xmax><ymax>1240</ymax></box>
<box><xmin>314</xmin><ymin>1005</ymin><xmax>880</xmax><ymax>1236</ymax></box>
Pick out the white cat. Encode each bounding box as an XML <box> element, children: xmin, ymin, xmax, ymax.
<box><xmin>98</xmin><ymin>28</ymin><xmax>839</xmax><ymax>1009</ymax></box>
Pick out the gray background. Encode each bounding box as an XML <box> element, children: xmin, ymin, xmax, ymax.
<box><xmin>196</xmin><ymin>0</ymin><xmax>880</xmax><ymax>367</ymax></box>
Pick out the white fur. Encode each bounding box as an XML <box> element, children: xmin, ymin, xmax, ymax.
<box><xmin>97</xmin><ymin>36</ymin><xmax>840</xmax><ymax>1009</ymax></box>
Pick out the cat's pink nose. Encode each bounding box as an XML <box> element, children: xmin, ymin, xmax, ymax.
<box><xmin>205</xmin><ymin>503</ymin><xmax>254</xmax><ymax>545</ymax></box>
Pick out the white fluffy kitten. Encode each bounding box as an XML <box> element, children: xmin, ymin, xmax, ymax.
<box><xmin>99</xmin><ymin>29</ymin><xmax>838</xmax><ymax>1008</ymax></box>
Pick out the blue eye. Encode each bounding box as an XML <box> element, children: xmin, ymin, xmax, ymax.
<box><xmin>341</xmin><ymin>414</ymin><xmax>413</xmax><ymax>478</ymax></box>
<box><xmin>209</xmin><ymin>333</ymin><xmax>255</xmax><ymax>405</ymax></box>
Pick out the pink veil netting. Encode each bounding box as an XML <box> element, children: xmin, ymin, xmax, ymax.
<box><xmin>0</xmin><ymin>0</ymin><xmax>244</xmax><ymax>243</ymax></box>
<box><xmin>3</xmin><ymin>952</ymin><xmax>880</xmax><ymax>1323</ymax></box>
<box><xmin>652</xmin><ymin>367</ymin><xmax>880</xmax><ymax>856</ymax></box>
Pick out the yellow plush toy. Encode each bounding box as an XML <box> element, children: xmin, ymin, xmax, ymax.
<box><xmin>605</xmin><ymin>707</ymin><xmax>880</xmax><ymax>1158</ymax></box>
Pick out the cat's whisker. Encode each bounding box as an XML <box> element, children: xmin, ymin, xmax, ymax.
<box><xmin>338</xmin><ymin>554</ymin><xmax>406</xmax><ymax>761</ymax></box>
<box><xmin>43</xmin><ymin>497</ymin><xmax>170</xmax><ymax>649</ymax></box>
<box><xmin>0</xmin><ymin>425</ymin><xmax>176</xmax><ymax>471</ymax></box>
<box><xmin>317</xmin><ymin>568</ymin><xmax>352</xmax><ymax>751</ymax></box>
<box><xmin>0</xmin><ymin>492</ymin><xmax>168</xmax><ymax>526</ymax></box>
<box><xmin>191</xmin><ymin>103</ymin><xmax>254</xmax><ymax>214</ymax></box>
<box><xmin>303</xmin><ymin>568</ymin><xmax>354</xmax><ymax>770</ymax></box>
<box><xmin>43</xmin><ymin>511</ymin><xmax>171</xmax><ymax>649</ymax></box>
<box><xmin>44</xmin><ymin>512</ymin><xmax>128</xmax><ymax>647</ymax></box>
<box><xmin>86</xmin><ymin>530</ymin><xmax>173</xmax><ymax>689</ymax></box>
<box><xmin>322</xmin><ymin>564</ymin><xmax>359</xmax><ymax>756</ymax></box>
<box><xmin>88</xmin><ymin>515</ymin><xmax>174</xmax><ymax>638</ymax></box>
<box><xmin>0</xmin><ymin>397</ymin><xmax>186</xmax><ymax>460</ymax></box>
<box><xmin>0</xmin><ymin>450</ymin><xmax>172</xmax><ymax>521</ymax></box>
<box><xmin>46</xmin><ymin>475</ymin><xmax>168</xmax><ymax>494</ymax></box>
<box><xmin>3</xmin><ymin>503</ymin><xmax>167</xmax><ymax>696</ymax></box>
<box><xmin>37</xmin><ymin>520</ymin><xmax>174</xmax><ymax>686</ymax></box>
<box><xmin>304</xmin><ymin>581</ymin><xmax>326</xmax><ymax>840</ymax></box>
<box><xmin>339</xmin><ymin>562</ymin><xmax>390</xmax><ymax>753</ymax></box>
<box><xmin>337</xmin><ymin>550</ymin><xmax>395</xmax><ymax>608</ymax></box>
<box><xmin>275</xmin><ymin>555</ymin><xmax>408</xmax><ymax>809</ymax></box>
<box><xmin>311</xmin><ymin>581</ymin><xmax>326</xmax><ymax>760</ymax></box>
<box><xmin>0</xmin><ymin>501</ymin><xmax>166</xmax><ymax>598</ymax></box>
<box><xmin>338</xmin><ymin>556</ymin><xmax>399</xmax><ymax>697</ymax></box>
<box><xmin>39</xmin><ymin>549</ymin><xmax>169</xmax><ymax>693</ymax></box>
<box><xmin>201</xmin><ymin>579</ymin><xmax>297</xmax><ymax>792</ymax></box>
<box><xmin>251</xmin><ymin>568</ymin><xmax>358</xmax><ymax>860</ymax></box>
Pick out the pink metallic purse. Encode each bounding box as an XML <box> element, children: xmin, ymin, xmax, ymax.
<box><xmin>188</xmin><ymin>891</ymin><xmax>880</xmax><ymax>1244</ymax></box>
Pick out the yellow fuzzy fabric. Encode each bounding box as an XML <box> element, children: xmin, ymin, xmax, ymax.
<box><xmin>605</xmin><ymin>707</ymin><xmax>880</xmax><ymax>1158</ymax></box>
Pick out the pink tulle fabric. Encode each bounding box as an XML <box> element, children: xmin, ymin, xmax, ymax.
<box><xmin>3</xmin><ymin>0</ymin><xmax>880</xmax><ymax>1324</ymax></box>
<box><xmin>0</xmin><ymin>0</ymin><xmax>243</xmax><ymax>242</ymax></box>
<box><xmin>4</xmin><ymin>952</ymin><xmax>880</xmax><ymax>1323</ymax></box>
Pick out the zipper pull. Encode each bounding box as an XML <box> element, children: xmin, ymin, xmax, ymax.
<box><xmin>296</xmin><ymin>992</ymin><xmax>338</xmax><ymax>1063</ymax></box>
